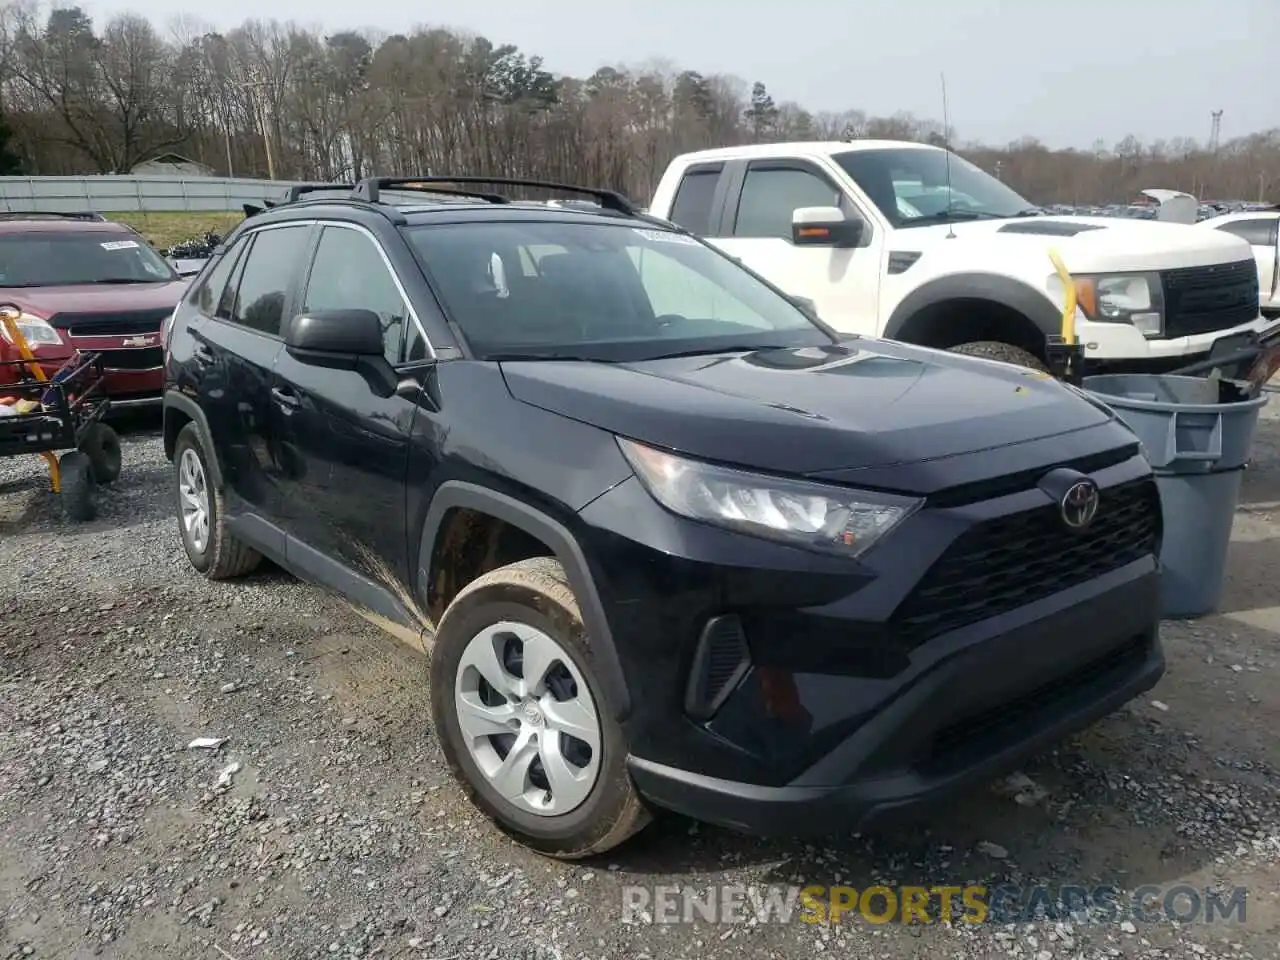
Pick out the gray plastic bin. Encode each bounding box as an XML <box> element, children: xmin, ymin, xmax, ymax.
<box><xmin>1082</xmin><ymin>373</ymin><xmax>1269</xmax><ymax>618</ymax></box>
<box><xmin>1083</xmin><ymin>373</ymin><xmax>1266</xmax><ymax>473</ymax></box>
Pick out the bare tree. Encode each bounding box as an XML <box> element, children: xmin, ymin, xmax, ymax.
<box><xmin>1</xmin><ymin>2</ymin><xmax>1279</xmax><ymax>205</ymax></box>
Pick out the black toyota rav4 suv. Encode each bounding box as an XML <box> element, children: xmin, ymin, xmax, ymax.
<box><xmin>162</xmin><ymin>176</ymin><xmax>1165</xmax><ymax>858</ymax></box>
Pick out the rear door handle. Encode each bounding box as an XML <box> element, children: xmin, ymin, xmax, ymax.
<box><xmin>271</xmin><ymin>387</ymin><xmax>300</xmax><ymax>409</ymax></box>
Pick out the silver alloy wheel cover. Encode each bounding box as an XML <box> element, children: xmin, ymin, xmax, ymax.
<box><xmin>178</xmin><ymin>447</ymin><xmax>211</xmax><ymax>555</ymax></box>
<box><xmin>454</xmin><ymin>620</ymin><xmax>603</xmax><ymax>816</ymax></box>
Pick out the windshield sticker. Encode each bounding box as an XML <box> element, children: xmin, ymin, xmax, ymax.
<box><xmin>100</xmin><ymin>239</ymin><xmax>140</xmax><ymax>250</ymax></box>
<box><xmin>632</xmin><ymin>228</ymin><xmax>698</xmax><ymax>246</ymax></box>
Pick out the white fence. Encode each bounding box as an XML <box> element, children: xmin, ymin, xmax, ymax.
<box><xmin>0</xmin><ymin>175</ymin><xmax>309</xmax><ymax>213</ymax></box>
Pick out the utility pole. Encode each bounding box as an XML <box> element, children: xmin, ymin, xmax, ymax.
<box><xmin>246</xmin><ymin>77</ymin><xmax>276</xmax><ymax>180</ymax></box>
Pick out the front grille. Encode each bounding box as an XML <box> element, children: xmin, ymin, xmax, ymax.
<box><xmin>891</xmin><ymin>478</ymin><xmax>1161</xmax><ymax>648</ymax></box>
<box><xmin>100</xmin><ymin>347</ymin><xmax>163</xmax><ymax>370</ymax></box>
<box><xmin>1160</xmin><ymin>259</ymin><xmax>1258</xmax><ymax>338</ymax></box>
<box><xmin>51</xmin><ymin>308</ymin><xmax>172</xmax><ymax>338</ymax></box>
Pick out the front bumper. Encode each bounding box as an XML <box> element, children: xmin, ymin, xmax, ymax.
<box><xmin>627</xmin><ymin>568</ymin><xmax>1162</xmax><ymax>836</ymax></box>
<box><xmin>0</xmin><ymin>351</ymin><xmax>163</xmax><ymax>408</ymax></box>
<box><xmin>576</xmin><ymin>431</ymin><xmax>1165</xmax><ymax>836</ymax></box>
<box><xmin>1081</xmin><ymin>312</ymin><xmax>1274</xmax><ymax>364</ymax></box>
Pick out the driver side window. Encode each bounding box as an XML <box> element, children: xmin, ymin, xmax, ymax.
<box><xmin>301</xmin><ymin>226</ymin><xmax>410</xmax><ymax>365</ymax></box>
<box><xmin>732</xmin><ymin>166</ymin><xmax>845</xmax><ymax>240</ymax></box>
<box><xmin>627</xmin><ymin>245</ymin><xmax>770</xmax><ymax>329</ymax></box>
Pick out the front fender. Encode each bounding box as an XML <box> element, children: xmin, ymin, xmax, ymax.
<box><xmin>884</xmin><ymin>272</ymin><xmax>1062</xmax><ymax>341</ymax></box>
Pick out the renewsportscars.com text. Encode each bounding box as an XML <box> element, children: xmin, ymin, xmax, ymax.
<box><xmin>620</xmin><ymin>884</ymin><xmax>1248</xmax><ymax>926</ymax></box>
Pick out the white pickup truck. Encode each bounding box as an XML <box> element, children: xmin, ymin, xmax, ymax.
<box><xmin>648</xmin><ymin>141</ymin><xmax>1270</xmax><ymax>372</ymax></box>
<box><xmin>1195</xmin><ymin>209</ymin><xmax>1280</xmax><ymax>319</ymax></box>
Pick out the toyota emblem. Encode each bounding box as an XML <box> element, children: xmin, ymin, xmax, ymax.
<box><xmin>1060</xmin><ymin>480</ymin><xmax>1100</xmax><ymax>530</ymax></box>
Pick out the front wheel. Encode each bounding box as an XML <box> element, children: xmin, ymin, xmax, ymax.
<box><xmin>173</xmin><ymin>423</ymin><xmax>261</xmax><ymax>579</ymax></box>
<box><xmin>949</xmin><ymin>340</ymin><xmax>1049</xmax><ymax>372</ymax></box>
<box><xmin>430</xmin><ymin>557</ymin><xmax>650</xmax><ymax>858</ymax></box>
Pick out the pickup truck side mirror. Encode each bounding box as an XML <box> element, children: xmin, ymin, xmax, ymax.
<box><xmin>792</xmin><ymin>206</ymin><xmax>863</xmax><ymax>248</ymax></box>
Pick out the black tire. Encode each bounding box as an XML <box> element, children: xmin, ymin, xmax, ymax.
<box><xmin>173</xmin><ymin>422</ymin><xmax>261</xmax><ymax>579</ymax></box>
<box><xmin>79</xmin><ymin>422</ymin><xmax>123</xmax><ymax>485</ymax></box>
<box><xmin>949</xmin><ymin>340</ymin><xmax>1050</xmax><ymax>372</ymax></box>
<box><xmin>430</xmin><ymin>556</ymin><xmax>650</xmax><ymax>859</ymax></box>
<box><xmin>59</xmin><ymin>450</ymin><xmax>96</xmax><ymax>522</ymax></box>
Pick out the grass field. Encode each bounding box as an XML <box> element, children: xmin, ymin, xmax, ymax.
<box><xmin>106</xmin><ymin>211</ymin><xmax>244</xmax><ymax>250</ymax></box>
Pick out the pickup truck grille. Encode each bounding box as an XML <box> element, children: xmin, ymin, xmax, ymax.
<box><xmin>891</xmin><ymin>477</ymin><xmax>1161</xmax><ymax>648</ymax></box>
<box><xmin>1160</xmin><ymin>260</ymin><xmax>1258</xmax><ymax>338</ymax></box>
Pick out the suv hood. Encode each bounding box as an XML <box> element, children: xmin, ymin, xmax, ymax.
<box><xmin>501</xmin><ymin>339</ymin><xmax>1112</xmax><ymax>476</ymax></box>
<box><xmin>1</xmin><ymin>280</ymin><xmax>188</xmax><ymax>319</ymax></box>
<box><xmin>906</xmin><ymin>216</ymin><xmax>1251</xmax><ymax>272</ymax></box>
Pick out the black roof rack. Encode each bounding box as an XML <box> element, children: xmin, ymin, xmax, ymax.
<box><xmin>282</xmin><ymin>182</ymin><xmax>357</xmax><ymax>203</ymax></box>
<box><xmin>352</xmin><ymin>176</ymin><xmax>639</xmax><ymax>215</ymax></box>
<box><xmin>0</xmin><ymin>210</ymin><xmax>107</xmax><ymax>221</ymax></box>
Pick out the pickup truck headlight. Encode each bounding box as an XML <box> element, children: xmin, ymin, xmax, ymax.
<box><xmin>0</xmin><ymin>307</ymin><xmax>62</xmax><ymax>346</ymax></box>
<box><xmin>618</xmin><ymin>437</ymin><xmax>922</xmax><ymax>558</ymax></box>
<box><xmin>1072</xmin><ymin>272</ymin><xmax>1164</xmax><ymax>337</ymax></box>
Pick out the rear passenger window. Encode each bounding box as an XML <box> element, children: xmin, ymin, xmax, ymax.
<box><xmin>228</xmin><ymin>226</ymin><xmax>311</xmax><ymax>337</ymax></box>
<box><xmin>668</xmin><ymin>168</ymin><xmax>721</xmax><ymax>235</ymax></box>
<box><xmin>194</xmin><ymin>239</ymin><xmax>246</xmax><ymax>317</ymax></box>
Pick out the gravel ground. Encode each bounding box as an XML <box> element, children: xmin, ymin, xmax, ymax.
<box><xmin>2</xmin><ymin>407</ymin><xmax>1279</xmax><ymax>960</ymax></box>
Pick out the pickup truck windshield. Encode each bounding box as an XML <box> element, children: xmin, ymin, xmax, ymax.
<box><xmin>833</xmin><ymin>148</ymin><xmax>1037</xmax><ymax>228</ymax></box>
<box><xmin>405</xmin><ymin>220</ymin><xmax>831</xmax><ymax>361</ymax></box>
<box><xmin>0</xmin><ymin>232</ymin><xmax>177</xmax><ymax>287</ymax></box>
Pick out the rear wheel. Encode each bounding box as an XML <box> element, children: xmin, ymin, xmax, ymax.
<box><xmin>173</xmin><ymin>423</ymin><xmax>261</xmax><ymax>579</ymax></box>
<box><xmin>79</xmin><ymin>422</ymin><xmax>122</xmax><ymax>485</ymax></box>
<box><xmin>430</xmin><ymin>557</ymin><xmax>650</xmax><ymax>858</ymax></box>
<box><xmin>59</xmin><ymin>450</ymin><xmax>96</xmax><ymax>522</ymax></box>
<box><xmin>949</xmin><ymin>340</ymin><xmax>1049</xmax><ymax>372</ymax></box>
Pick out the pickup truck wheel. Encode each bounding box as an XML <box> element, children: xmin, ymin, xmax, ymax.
<box><xmin>949</xmin><ymin>340</ymin><xmax>1049</xmax><ymax>372</ymax></box>
<box><xmin>173</xmin><ymin>423</ymin><xmax>262</xmax><ymax>579</ymax></box>
<box><xmin>430</xmin><ymin>556</ymin><xmax>650</xmax><ymax>859</ymax></box>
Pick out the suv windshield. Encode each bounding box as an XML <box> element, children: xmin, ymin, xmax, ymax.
<box><xmin>0</xmin><ymin>232</ymin><xmax>177</xmax><ymax>287</ymax></box>
<box><xmin>405</xmin><ymin>220</ymin><xmax>831</xmax><ymax>361</ymax></box>
<box><xmin>833</xmin><ymin>148</ymin><xmax>1036</xmax><ymax>228</ymax></box>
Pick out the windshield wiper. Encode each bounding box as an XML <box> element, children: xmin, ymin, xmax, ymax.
<box><xmin>900</xmin><ymin>210</ymin><xmax>1006</xmax><ymax>227</ymax></box>
<box><xmin>92</xmin><ymin>277</ymin><xmax>166</xmax><ymax>284</ymax></box>
<box><xmin>648</xmin><ymin>343</ymin><xmax>795</xmax><ymax>359</ymax></box>
<box><xmin>485</xmin><ymin>352</ymin><xmax>614</xmax><ymax>362</ymax></box>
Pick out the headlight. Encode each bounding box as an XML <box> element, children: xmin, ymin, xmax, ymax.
<box><xmin>0</xmin><ymin>306</ymin><xmax>62</xmax><ymax>347</ymax></box>
<box><xmin>1071</xmin><ymin>272</ymin><xmax>1164</xmax><ymax>338</ymax></box>
<box><xmin>617</xmin><ymin>437</ymin><xmax>922</xmax><ymax>558</ymax></box>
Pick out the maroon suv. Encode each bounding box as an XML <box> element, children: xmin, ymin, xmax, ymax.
<box><xmin>0</xmin><ymin>213</ymin><xmax>190</xmax><ymax>409</ymax></box>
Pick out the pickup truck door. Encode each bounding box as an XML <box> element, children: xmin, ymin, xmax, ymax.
<box><xmin>703</xmin><ymin>158</ymin><xmax>883</xmax><ymax>335</ymax></box>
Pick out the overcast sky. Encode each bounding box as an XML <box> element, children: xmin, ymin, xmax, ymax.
<box><xmin>80</xmin><ymin>0</ymin><xmax>1274</xmax><ymax>151</ymax></box>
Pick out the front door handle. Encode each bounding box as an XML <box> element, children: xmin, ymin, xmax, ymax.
<box><xmin>271</xmin><ymin>387</ymin><xmax>300</xmax><ymax>409</ymax></box>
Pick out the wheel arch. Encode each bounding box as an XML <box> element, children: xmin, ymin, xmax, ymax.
<box><xmin>884</xmin><ymin>273</ymin><xmax>1063</xmax><ymax>355</ymax></box>
<box><xmin>418</xmin><ymin>481</ymin><xmax>631</xmax><ymax>721</ymax></box>
<box><xmin>163</xmin><ymin>390</ymin><xmax>224</xmax><ymax>490</ymax></box>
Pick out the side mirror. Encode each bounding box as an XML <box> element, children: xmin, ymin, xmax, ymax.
<box><xmin>791</xmin><ymin>206</ymin><xmax>863</xmax><ymax>248</ymax></box>
<box><xmin>286</xmin><ymin>308</ymin><xmax>384</xmax><ymax>367</ymax></box>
